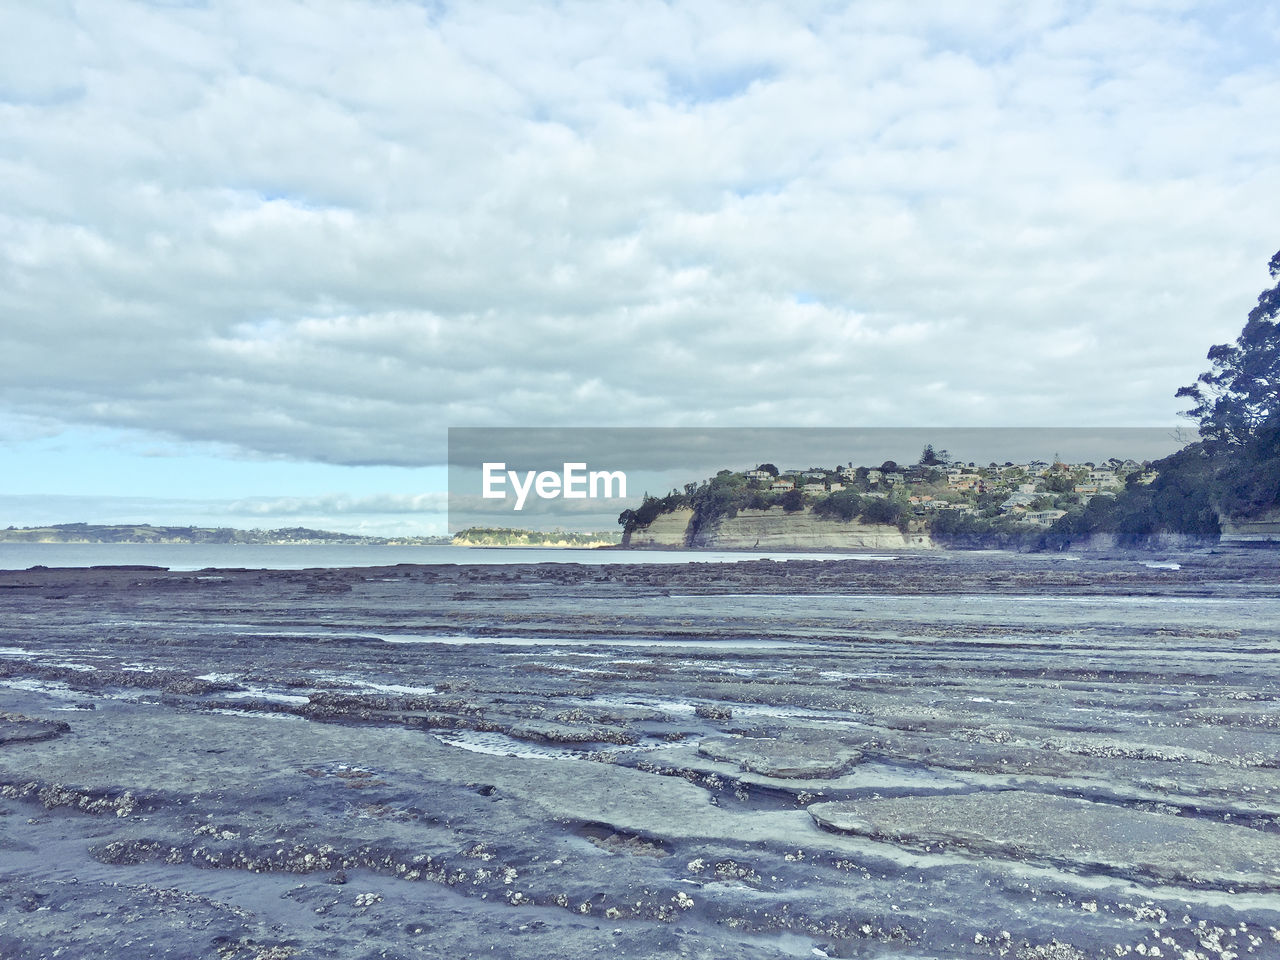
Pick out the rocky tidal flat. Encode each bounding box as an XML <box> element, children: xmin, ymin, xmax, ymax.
<box><xmin>1</xmin><ymin>551</ymin><xmax>1280</xmax><ymax>959</ymax></box>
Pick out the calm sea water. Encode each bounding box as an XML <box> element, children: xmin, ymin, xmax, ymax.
<box><xmin>0</xmin><ymin>542</ymin><xmax>889</xmax><ymax>572</ymax></box>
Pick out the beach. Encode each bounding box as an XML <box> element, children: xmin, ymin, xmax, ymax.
<box><xmin>2</xmin><ymin>551</ymin><xmax>1279</xmax><ymax>959</ymax></box>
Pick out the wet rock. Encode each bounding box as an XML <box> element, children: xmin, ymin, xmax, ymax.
<box><xmin>4</xmin><ymin>552</ymin><xmax>1280</xmax><ymax>958</ymax></box>
<box><xmin>1016</xmin><ymin>942</ymin><xmax>1088</xmax><ymax>960</ymax></box>
<box><xmin>0</xmin><ymin>712</ymin><xmax>70</xmax><ymax>746</ymax></box>
<box><xmin>809</xmin><ymin>790</ymin><xmax>1280</xmax><ymax>889</ymax></box>
<box><xmin>1</xmin><ymin>780</ymin><xmax>138</xmax><ymax>817</ymax></box>
<box><xmin>694</xmin><ymin>704</ymin><xmax>733</xmax><ymax>720</ymax></box>
<box><xmin>697</xmin><ymin>736</ymin><xmax>863</xmax><ymax>779</ymax></box>
<box><xmin>576</xmin><ymin>823</ymin><xmax>668</xmax><ymax>857</ymax></box>
<box><xmin>162</xmin><ymin>677</ymin><xmax>239</xmax><ymax>695</ymax></box>
<box><xmin>508</xmin><ymin>720</ymin><xmax>637</xmax><ymax>746</ymax></box>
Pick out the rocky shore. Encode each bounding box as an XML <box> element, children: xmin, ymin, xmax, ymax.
<box><xmin>1</xmin><ymin>550</ymin><xmax>1279</xmax><ymax>959</ymax></box>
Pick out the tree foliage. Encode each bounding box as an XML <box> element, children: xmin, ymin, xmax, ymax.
<box><xmin>1172</xmin><ymin>249</ymin><xmax>1280</xmax><ymax>519</ymax></box>
<box><xmin>917</xmin><ymin>444</ymin><xmax>946</xmax><ymax>467</ymax></box>
<box><xmin>780</xmin><ymin>488</ymin><xmax>805</xmax><ymax>512</ymax></box>
<box><xmin>812</xmin><ymin>488</ymin><xmax>863</xmax><ymax>521</ymax></box>
<box><xmin>1178</xmin><ymin>250</ymin><xmax>1280</xmax><ymax>448</ymax></box>
<box><xmin>618</xmin><ymin>491</ymin><xmax>687</xmax><ymax>534</ymax></box>
<box><xmin>1047</xmin><ymin>445</ymin><xmax>1220</xmax><ymax>542</ymax></box>
<box><xmin>859</xmin><ymin>497</ymin><xmax>902</xmax><ymax>526</ymax></box>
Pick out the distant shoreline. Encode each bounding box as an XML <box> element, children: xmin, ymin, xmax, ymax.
<box><xmin>0</xmin><ymin>523</ymin><xmax>450</xmax><ymax>547</ymax></box>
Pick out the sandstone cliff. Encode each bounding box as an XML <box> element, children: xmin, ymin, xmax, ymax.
<box><xmin>625</xmin><ymin>506</ymin><xmax>934</xmax><ymax>550</ymax></box>
<box><xmin>1220</xmin><ymin>506</ymin><xmax>1280</xmax><ymax>544</ymax></box>
<box><xmin>625</xmin><ymin>508</ymin><xmax>695</xmax><ymax>548</ymax></box>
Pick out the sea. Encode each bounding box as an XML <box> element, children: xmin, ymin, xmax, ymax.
<box><xmin>0</xmin><ymin>543</ymin><xmax>891</xmax><ymax>572</ymax></box>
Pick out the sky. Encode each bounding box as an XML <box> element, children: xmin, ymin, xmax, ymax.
<box><xmin>2</xmin><ymin>0</ymin><xmax>1278</xmax><ymax>535</ymax></box>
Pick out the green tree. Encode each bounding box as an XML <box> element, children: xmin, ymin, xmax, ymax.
<box><xmin>813</xmin><ymin>488</ymin><xmax>863</xmax><ymax>521</ymax></box>
<box><xmin>860</xmin><ymin>497</ymin><xmax>901</xmax><ymax>526</ymax></box>
<box><xmin>1178</xmin><ymin>250</ymin><xmax>1280</xmax><ymax>448</ymax></box>
<box><xmin>1176</xmin><ymin>249</ymin><xmax>1280</xmax><ymax>517</ymax></box>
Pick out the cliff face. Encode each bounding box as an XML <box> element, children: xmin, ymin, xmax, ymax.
<box><xmin>1220</xmin><ymin>507</ymin><xmax>1280</xmax><ymax>543</ymax></box>
<box><xmin>697</xmin><ymin>508</ymin><xmax>934</xmax><ymax>549</ymax></box>
<box><xmin>626</xmin><ymin>507</ymin><xmax>934</xmax><ymax>550</ymax></box>
<box><xmin>625</xmin><ymin>508</ymin><xmax>695</xmax><ymax>548</ymax></box>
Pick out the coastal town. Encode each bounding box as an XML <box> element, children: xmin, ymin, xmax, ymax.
<box><xmin>691</xmin><ymin>451</ymin><xmax>1158</xmax><ymax>531</ymax></box>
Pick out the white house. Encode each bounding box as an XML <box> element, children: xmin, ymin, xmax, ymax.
<box><xmin>1023</xmin><ymin>509</ymin><xmax>1067</xmax><ymax>527</ymax></box>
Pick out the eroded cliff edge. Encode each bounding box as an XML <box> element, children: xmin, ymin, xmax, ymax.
<box><xmin>1221</xmin><ymin>505</ymin><xmax>1280</xmax><ymax>544</ymax></box>
<box><xmin>624</xmin><ymin>506</ymin><xmax>934</xmax><ymax>550</ymax></box>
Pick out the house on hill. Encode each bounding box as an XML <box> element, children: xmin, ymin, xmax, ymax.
<box><xmin>1000</xmin><ymin>492</ymin><xmax>1037</xmax><ymax>513</ymax></box>
<box><xmin>1024</xmin><ymin>509</ymin><xmax>1067</xmax><ymax>527</ymax></box>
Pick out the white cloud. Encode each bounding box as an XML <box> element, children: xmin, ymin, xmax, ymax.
<box><xmin>2</xmin><ymin>0</ymin><xmax>1278</xmax><ymax>466</ymax></box>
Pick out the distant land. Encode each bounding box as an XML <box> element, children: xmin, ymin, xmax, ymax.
<box><xmin>621</xmin><ymin>453</ymin><xmax>1151</xmax><ymax>551</ymax></box>
<box><xmin>0</xmin><ymin>523</ymin><xmax>451</xmax><ymax>546</ymax></box>
<box><xmin>451</xmin><ymin>527</ymin><xmax>621</xmax><ymax>547</ymax></box>
<box><xmin>0</xmin><ymin>522</ymin><xmax>623</xmax><ymax>549</ymax></box>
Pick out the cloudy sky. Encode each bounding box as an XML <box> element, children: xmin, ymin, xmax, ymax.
<box><xmin>2</xmin><ymin>0</ymin><xmax>1278</xmax><ymax>535</ymax></box>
